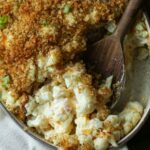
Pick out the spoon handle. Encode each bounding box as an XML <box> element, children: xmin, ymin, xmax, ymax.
<box><xmin>114</xmin><ymin>0</ymin><xmax>143</xmax><ymax>40</ymax></box>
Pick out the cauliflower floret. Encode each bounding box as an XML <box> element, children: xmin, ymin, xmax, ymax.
<box><xmin>125</xmin><ymin>18</ymin><xmax>149</xmax><ymax>47</ymax></box>
<box><xmin>26</xmin><ymin>77</ymin><xmax>75</xmax><ymax>134</ymax></box>
<box><xmin>48</xmin><ymin>98</ymin><xmax>74</xmax><ymax>134</ymax></box>
<box><xmin>104</xmin><ymin>115</ymin><xmax>124</xmax><ymax>141</ymax></box>
<box><xmin>63</xmin><ymin>63</ymin><xmax>96</xmax><ymax>115</ymax></box>
<box><xmin>26</xmin><ymin>97</ymin><xmax>52</xmax><ymax>132</ymax></box>
<box><xmin>26</xmin><ymin>86</ymin><xmax>53</xmax><ymax>131</ymax></box>
<box><xmin>124</xmin><ymin>101</ymin><xmax>143</xmax><ymax>115</ymax></box>
<box><xmin>27</xmin><ymin>99</ymin><xmax>51</xmax><ymax>117</ymax></box>
<box><xmin>52</xmin><ymin>85</ymin><xmax>69</xmax><ymax>99</ymax></box>
<box><xmin>63</xmin><ymin>63</ymin><xmax>85</xmax><ymax>88</ymax></box>
<box><xmin>105</xmin><ymin>115</ymin><xmax>121</xmax><ymax>128</ymax></box>
<box><xmin>122</xmin><ymin>122</ymin><xmax>133</xmax><ymax>135</ymax></box>
<box><xmin>37</xmin><ymin>48</ymin><xmax>62</xmax><ymax>82</ymax></box>
<box><xmin>27</xmin><ymin>116</ymin><xmax>47</xmax><ymax>127</ymax></box>
<box><xmin>119</xmin><ymin>101</ymin><xmax>144</xmax><ymax>134</ymax></box>
<box><xmin>121</xmin><ymin>111</ymin><xmax>141</xmax><ymax>135</ymax></box>
<box><xmin>94</xmin><ymin>137</ymin><xmax>109</xmax><ymax>150</ymax></box>
<box><xmin>27</xmin><ymin>115</ymin><xmax>50</xmax><ymax>133</ymax></box>
<box><xmin>78</xmin><ymin>135</ymin><xmax>93</xmax><ymax>146</ymax></box>
<box><xmin>74</xmin><ymin>85</ymin><xmax>96</xmax><ymax>115</ymax></box>
<box><xmin>27</xmin><ymin>97</ymin><xmax>74</xmax><ymax>134</ymax></box>
<box><xmin>35</xmin><ymin>84</ymin><xmax>53</xmax><ymax>104</ymax></box>
<box><xmin>26</xmin><ymin>84</ymin><xmax>53</xmax><ymax>116</ymax></box>
<box><xmin>75</xmin><ymin>116</ymin><xmax>102</xmax><ymax>148</ymax></box>
<box><xmin>75</xmin><ymin>117</ymin><xmax>102</xmax><ymax>141</ymax></box>
<box><xmin>25</xmin><ymin>96</ymin><xmax>37</xmax><ymax>116</ymax></box>
<box><xmin>1</xmin><ymin>90</ymin><xmax>16</xmax><ymax>109</ymax></box>
<box><xmin>46</xmin><ymin>48</ymin><xmax>62</xmax><ymax>67</ymax></box>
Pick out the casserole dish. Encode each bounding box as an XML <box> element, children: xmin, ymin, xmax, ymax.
<box><xmin>0</xmin><ymin>6</ymin><xmax>150</xmax><ymax>150</ymax></box>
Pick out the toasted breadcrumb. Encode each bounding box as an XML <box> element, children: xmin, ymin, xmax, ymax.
<box><xmin>0</xmin><ymin>0</ymin><xmax>127</xmax><ymax>93</ymax></box>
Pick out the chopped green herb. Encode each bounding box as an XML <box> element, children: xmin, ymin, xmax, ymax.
<box><xmin>63</xmin><ymin>5</ymin><xmax>71</xmax><ymax>14</ymax></box>
<box><xmin>1</xmin><ymin>75</ymin><xmax>11</xmax><ymax>88</ymax></box>
<box><xmin>0</xmin><ymin>15</ymin><xmax>9</xmax><ymax>29</ymax></box>
<box><xmin>40</xmin><ymin>20</ymin><xmax>49</xmax><ymax>26</ymax></box>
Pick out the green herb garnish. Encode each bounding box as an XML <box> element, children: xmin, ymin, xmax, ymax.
<box><xmin>40</xmin><ymin>19</ymin><xmax>49</xmax><ymax>26</ymax></box>
<box><xmin>63</xmin><ymin>5</ymin><xmax>71</xmax><ymax>14</ymax></box>
<box><xmin>0</xmin><ymin>15</ymin><xmax>9</xmax><ymax>29</ymax></box>
<box><xmin>2</xmin><ymin>75</ymin><xmax>11</xmax><ymax>88</ymax></box>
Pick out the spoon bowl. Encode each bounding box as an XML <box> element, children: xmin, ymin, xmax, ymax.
<box><xmin>87</xmin><ymin>35</ymin><xmax>125</xmax><ymax>82</ymax></box>
<box><xmin>86</xmin><ymin>0</ymin><xmax>143</xmax><ymax>108</ymax></box>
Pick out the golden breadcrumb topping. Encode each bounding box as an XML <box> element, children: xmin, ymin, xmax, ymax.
<box><xmin>0</xmin><ymin>0</ymin><xmax>127</xmax><ymax>93</ymax></box>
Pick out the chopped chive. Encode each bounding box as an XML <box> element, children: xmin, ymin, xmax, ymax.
<box><xmin>0</xmin><ymin>15</ymin><xmax>9</xmax><ymax>29</ymax></box>
<box><xmin>63</xmin><ymin>4</ymin><xmax>71</xmax><ymax>14</ymax></box>
<box><xmin>41</xmin><ymin>20</ymin><xmax>49</xmax><ymax>26</ymax></box>
<box><xmin>1</xmin><ymin>75</ymin><xmax>11</xmax><ymax>88</ymax></box>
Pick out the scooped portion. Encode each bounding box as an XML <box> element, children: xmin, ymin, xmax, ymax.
<box><xmin>26</xmin><ymin>63</ymin><xmax>143</xmax><ymax>150</ymax></box>
<box><xmin>0</xmin><ymin>0</ymin><xmax>148</xmax><ymax>150</ymax></box>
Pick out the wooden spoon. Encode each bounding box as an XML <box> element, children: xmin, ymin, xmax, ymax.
<box><xmin>87</xmin><ymin>0</ymin><xmax>143</xmax><ymax>81</ymax></box>
<box><xmin>86</xmin><ymin>0</ymin><xmax>143</xmax><ymax>107</ymax></box>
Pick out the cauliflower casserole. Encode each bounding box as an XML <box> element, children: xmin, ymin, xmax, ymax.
<box><xmin>0</xmin><ymin>0</ymin><xmax>149</xmax><ymax>150</ymax></box>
